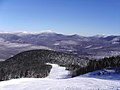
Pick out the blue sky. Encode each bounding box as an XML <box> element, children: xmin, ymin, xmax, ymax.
<box><xmin>0</xmin><ymin>0</ymin><xmax>120</xmax><ymax>36</ymax></box>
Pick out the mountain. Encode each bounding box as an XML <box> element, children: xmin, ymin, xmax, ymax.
<box><xmin>0</xmin><ymin>49</ymin><xmax>120</xmax><ymax>81</ymax></box>
<box><xmin>0</xmin><ymin>32</ymin><xmax>120</xmax><ymax>61</ymax></box>
<box><xmin>0</xmin><ymin>49</ymin><xmax>89</xmax><ymax>81</ymax></box>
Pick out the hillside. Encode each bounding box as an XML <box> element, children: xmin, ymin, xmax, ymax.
<box><xmin>0</xmin><ymin>49</ymin><xmax>89</xmax><ymax>81</ymax></box>
<box><xmin>0</xmin><ymin>49</ymin><xmax>120</xmax><ymax>81</ymax></box>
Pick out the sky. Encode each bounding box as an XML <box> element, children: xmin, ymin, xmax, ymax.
<box><xmin>0</xmin><ymin>0</ymin><xmax>120</xmax><ymax>36</ymax></box>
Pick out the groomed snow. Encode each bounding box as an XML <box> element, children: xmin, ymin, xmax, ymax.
<box><xmin>46</xmin><ymin>64</ymin><xmax>70</xmax><ymax>79</ymax></box>
<box><xmin>0</xmin><ymin>64</ymin><xmax>120</xmax><ymax>90</ymax></box>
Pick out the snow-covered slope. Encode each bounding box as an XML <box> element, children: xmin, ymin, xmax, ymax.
<box><xmin>0</xmin><ymin>64</ymin><xmax>120</xmax><ymax>90</ymax></box>
<box><xmin>1</xmin><ymin>77</ymin><xmax>120</xmax><ymax>90</ymax></box>
<box><xmin>46</xmin><ymin>64</ymin><xmax>70</xmax><ymax>79</ymax></box>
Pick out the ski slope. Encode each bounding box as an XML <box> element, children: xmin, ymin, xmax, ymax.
<box><xmin>46</xmin><ymin>64</ymin><xmax>70</xmax><ymax>79</ymax></box>
<box><xmin>0</xmin><ymin>64</ymin><xmax>120</xmax><ymax>90</ymax></box>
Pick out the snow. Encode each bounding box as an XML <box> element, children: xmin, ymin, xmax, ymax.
<box><xmin>0</xmin><ymin>59</ymin><xmax>5</xmax><ymax>61</ymax></box>
<box><xmin>6</xmin><ymin>43</ymin><xmax>31</xmax><ymax>48</ymax></box>
<box><xmin>0</xmin><ymin>41</ymin><xmax>30</xmax><ymax>48</ymax></box>
<box><xmin>61</xmin><ymin>40</ymin><xmax>78</xmax><ymax>45</ymax></box>
<box><xmin>0</xmin><ymin>38</ymin><xmax>5</xmax><ymax>42</ymax></box>
<box><xmin>112</xmin><ymin>37</ymin><xmax>120</xmax><ymax>42</ymax></box>
<box><xmin>112</xmin><ymin>41</ymin><xmax>119</xmax><ymax>44</ymax></box>
<box><xmin>46</xmin><ymin>64</ymin><xmax>70</xmax><ymax>79</ymax></box>
<box><xmin>0</xmin><ymin>64</ymin><xmax>120</xmax><ymax>90</ymax></box>
<box><xmin>30</xmin><ymin>46</ymin><xmax>52</xmax><ymax>50</ymax></box>
<box><xmin>54</xmin><ymin>40</ymin><xmax>77</xmax><ymax>46</ymax></box>
<box><xmin>54</xmin><ymin>42</ymin><xmax>60</xmax><ymax>45</ymax></box>
<box><xmin>0</xmin><ymin>41</ymin><xmax>52</xmax><ymax>50</ymax></box>
<box><xmin>90</xmin><ymin>46</ymin><xmax>103</xmax><ymax>49</ymax></box>
<box><xmin>85</xmin><ymin>45</ymin><xmax>92</xmax><ymax>48</ymax></box>
<box><xmin>0</xmin><ymin>76</ymin><xmax>120</xmax><ymax>90</ymax></box>
<box><xmin>111</xmin><ymin>37</ymin><xmax>120</xmax><ymax>44</ymax></box>
<box><xmin>95</xmin><ymin>34</ymin><xmax>109</xmax><ymax>38</ymax></box>
<box><xmin>15</xmin><ymin>30</ymin><xmax>55</xmax><ymax>36</ymax></box>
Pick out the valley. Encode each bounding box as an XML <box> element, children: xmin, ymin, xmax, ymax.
<box><xmin>0</xmin><ymin>32</ymin><xmax>120</xmax><ymax>60</ymax></box>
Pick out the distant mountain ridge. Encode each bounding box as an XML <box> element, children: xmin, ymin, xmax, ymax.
<box><xmin>0</xmin><ymin>32</ymin><xmax>120</xmax><ymax>60</ymax></box>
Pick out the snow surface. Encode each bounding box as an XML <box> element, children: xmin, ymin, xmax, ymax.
<box><xmin>85</xmin><ymin>45</ymin><xmax>93</xmax><ymax>48</ymax></box>
<box><xmin>0</xmin><ymin>64</ymin><xmax>120</xmax><ymax>90</ymax></box>
<box><xmin>46</xmin><ymin>64</ymin><xmax>70</xmax><ymax>79</ymax></box>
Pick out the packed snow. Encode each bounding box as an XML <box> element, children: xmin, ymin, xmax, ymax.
<box><xmin>0</xmin><ymin>64</ymin><xmax>120</xmax><ymax>90</ymax></box>
<box><xmin>46</xmin><ymin>64</ymin><xmax>70</xmax><ymax>79</ymax></box>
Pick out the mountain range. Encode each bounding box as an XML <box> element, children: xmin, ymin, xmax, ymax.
<box><xmin>0</xmin><ymin>32</ymin><xmax>120</xmax><ymax>60</ymax></box>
